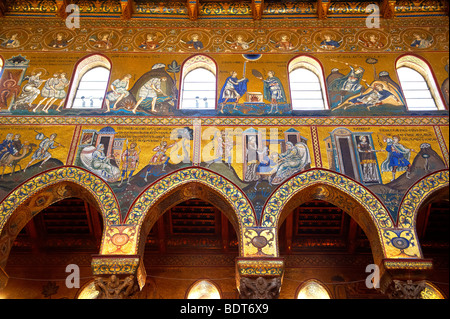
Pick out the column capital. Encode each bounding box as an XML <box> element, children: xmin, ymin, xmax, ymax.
<box><xmin>379</xmin><ymin>258</ymin><xmax>433</xmax><ymax>297</ymax></box>
<box><xmin>235</xmin><ymin>257</ymin><xmax>284</xmax><ymax>299</ymax></box>
<box><xmin>91</xmin><ymin>254</ymin><xmax>146</xmax><ymax>290</ymax></box>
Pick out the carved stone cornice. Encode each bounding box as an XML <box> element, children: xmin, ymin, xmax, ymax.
<box><xmin>386</xmin><ymin>279</ymin><xmax>427</xmax><ymax>299</ymax></box>
<box><xmin>239</xmin><ymin>276</ymin><xmax>281</xmax><ymax>299</ymax></box>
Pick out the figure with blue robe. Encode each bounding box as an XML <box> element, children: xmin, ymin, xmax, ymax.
<box><xmin>218</xmin><ymin>71</ymin><xmax>248</xmax><ymax>113</ymax></box>
<box><xmin>320</xmin><ymin>35</ymin><xmax>341</xmax><ymax>49</ymax></box>
<box><xmin>0</xmin><ymin>133</ymin><xmax>17</xmax><ymax>163</ymax></box>
<box><xmin>328</xmin><ymin>65</ymin><xmax>365</xmax><ymax>108</ymax></box>
<box><xmin>347</xmin><ymin>82</ymin><xmax>400</xmax><ymax>110</ymax></box>
<box><xmin>381</xmin><ymin>136</ymin><xmax>414</xmax><ymax>181</ymax></box>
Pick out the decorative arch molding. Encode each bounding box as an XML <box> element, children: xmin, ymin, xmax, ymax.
<box><xmin>261</xmin><ymin>169</ymin><xmax>395</xmax><ymax>262</ymax></box>
<box><xmin>126</xmin><ymin>167</ymin><xmax>255</xmax><ymax>227</ymax></box>
<box><xmin>122</xmin><ymin>168</ymin><xmax>256</xmax><ymax>256</ymax></box>
<box><xmin>0</xmin><ymin>166</ymin><xmax>121</xmax><ymax>235</ymax></box>
<box><xmin>397</xmin><ymin>169</ymin><xmax>449</xmax><ymax>228</ymax></box>
<box><xmin>262</xmin><ymin>169</ymin><xmax>393</xmax><ymax>229</ymax></box>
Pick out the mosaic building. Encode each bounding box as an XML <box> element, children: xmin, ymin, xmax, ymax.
<box><xmin>0</xmin><ymin>0</ymin><xmax>448</xmax><ymax>299</ymax></box>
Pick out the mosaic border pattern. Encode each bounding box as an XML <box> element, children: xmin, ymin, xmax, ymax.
<box><xmin>236</xmin><ymin>258</ymin><xmax>285</xmax><ymax>277</ymax></box>
<box><xmin>0</xmin><ymin>166</ymin><xmax>121</xmax><ymax>233</ymax></box>
<box><xmin>397</xmin><ymin>169</ymin><xmax>449</xmax><ymax>228</ymax></box>
<box><xmin>261</xmin><ymin>168</ymin><xmax>394</xmax><ymax>229</ymax></box>
<box><xmin>0</xmin><ymin>116</ymin><xmax>448</xmax><ymax>127</ymax></box>
<box><xmin>125</xmin><ymin>167</ymin><xmax>256</xmax><ymax>227</ymax></box>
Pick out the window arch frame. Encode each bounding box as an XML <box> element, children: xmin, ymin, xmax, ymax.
<box><xmin>0</xmin><ymin>55</ymin><xmax>4</xmax><ymax>78</ymax></box>
<box><xmin>395</xmin><ymin>54</ymin><xmax>446</xmax><ymax>111</ymax></box>
<box><xmin>65</xmin><ymin>53</ymin><xmax>112</xmax><ymax>110</ymax></box>
<box><xmin>185</xmin><ymin>279</ymin><xmax>222</xmax><ymax>299</ymax></box>
<box><xmin>178</xmin><ymin>54</ymin><xmax>218</xmax><ymax>111</ymax></box>
<box><xmin>295</xmin><ymin>279</ymin><xmax>333</xmax><ymax>299</ymax></box>
<box><xmin>287</xmin><ymin>55</ymin><xmax>330</xmax><ymax>111</ymax></box>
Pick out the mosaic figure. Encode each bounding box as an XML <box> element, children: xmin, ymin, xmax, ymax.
<box><xmin>13</xmin><ymin>71</ymin><xmax>47</xmax><ymax>109</ymax></box>
<box><xmin>144</xmin><ymin>141</ymin><xmax>176</xmax><ymax>181</ymax></box>
<box><xmin>218</xmin><ymin>71</ymin><xmax>248</xmax><ymax>113</ymax></box>
<box><xmin>0</xmin><ymin>33</ymin><xmax>20</xmax><ymax>48</ymax></box>
<box><xmin>105</xmin><ymin>74</ymin><xmax>132</xmax><ymax>112</ymax></box>
<box><xmin>356</xmin><ymin>135</ymin><xmax>380</xmax><ymax>183</ymax></box>
<box><xmin>381</xmin><ymin>136</ymin><xmax>415</xmax><ymax>181</ymax></box>
<box><xmin>48</xmin><ymin>33</ymin><xmax>71</xmax><ymax>49</ymax></box>
<box><xmin>320</xmin><ymin>34</ymin><xmax>341</xmax><ymax>50</ymax></box>
<box><xmin>270</xmin><ymin>141</ymin><xmax>311</xmax><ymax>185</ymax></box>
<box><xmin>182</xmin><ymin>33</ymin><xmax>204</xmax><ymax>50</ymax></box>
<box><xmin>139</xmin><ymin>33</ymin><xmax>162</xmax><ymax>50</ymax></box>
<box><xmin>410</xmin><ymin>33</ymin><xmax>433</xmax><ymax>49</ymax></box>
<box><xmin>256</xmin><ymin>70</ymin><xmax>286</xmax><ymax>114</ymax></box>
<box><xmin>134</xmin><ymin>76</ymin><xmax>168</xmax><ymax>113</ymax></box>
<box><xmin>23</xmin><ymin>133</ymin><xmax>59</xmax><ymax>172</ymax></box>
<box><xmin>118</xmin><ymin>142</ymin><xmax>140</xmax><ymax>186</ymax></box>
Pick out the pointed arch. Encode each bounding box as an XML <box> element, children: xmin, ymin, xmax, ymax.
<box><xmin>0</xmin><ymin>166</ymin><xmax>121</xmax><ymax>234</ymax></box>
<box><xmin>397</xmin><ymin>169</ymin><xmax>449</xmax><ymax>228</ymax></box>
<box><xmin>295</xmin><ymin>279</ymin><xmax>332</xmax><ymax>299</ymax></box>
<box><xmin>0</xmin><ymin>166</ymin><xmax>121</xmax><ymax>269</ymax></box>
<box><xmin>261</xmin><ymin>169</ymin><xmax>394</xmax><ymax>263</ymax></box>
<box><xmin>124</xmin><ymin>167</ymin><xmax>256</xmax><ymax>256</ymax></box>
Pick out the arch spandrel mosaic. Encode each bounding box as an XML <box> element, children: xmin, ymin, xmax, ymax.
<box><xmin>0</xmin><ymin>11</ymin><xmax>448</xmax><ymax>265</ymax></box>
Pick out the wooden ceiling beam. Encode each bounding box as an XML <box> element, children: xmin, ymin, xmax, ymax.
<box><xmin>121</xmin><ymin>0</ymin><xmax>134</xmax><ymax>20</ymax></box>
<box><xmin>252</xmin><ymin>0</ymin><xmax>264</xmax><ymax>20</ymax></box>
<box><xmin>381</xmin><ymin>0</ymin><xmax>396</xmax><ymax>19</ymax></box>
<box><xmin>187</xmin><ymin>0</ymin><xmax>199</xmax><ymax>21</ymax></box>
<box><xmin>55</xmin><ymin>0</ymin><xmax>69</xmax><ymax>19</ymax></box>
<box><xmin>0</xmin><ymin>0</ymin><xmax>7</xmax><ymax>17</ymax></box>
<box><xmin>317</xmin><ymin>0</ymin><xmax>330</xmax><ymax>19</ymax></box>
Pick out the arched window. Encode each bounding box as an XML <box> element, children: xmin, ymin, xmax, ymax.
<box><xmin>179</xmin><ymin>55</ymin><xmax>217</xmax><ymax>110</ymax></box>
<box><xmin>296</xmin><ymin>279</ymin><xmax>331</xmax><ymax>299</ymax></box>
<box><xmin>396</xmin><ymin>55</ymin><xmax>445</xmax><ymax>111</ymax></box>
<box><xmin>421</xmin><ymin>282</ymin><xmax>446</xmax><ymax>299</ymax></box>
<box><xmin>186</xmin><ymin>280</ymin><xmax>221</xmax><ymax>299</ymax></box>
<box><xmin>289</xmin><ymin>56</ymin><xmax>329</xmax><ymax>110</ymax></box>
<box><xmin>66</xmin><ymin>54</ymin><xmax>111</xmax><ymax>109</ymax></box>
<box><xmin>0</xmin><ymin>56</ymin><xmax>3</xmax><ymax>77</ymax></box>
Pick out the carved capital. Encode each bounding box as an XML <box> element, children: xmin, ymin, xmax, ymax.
<box><xmin>239</xmin><ymin>276</ymin><xmax>281</xmax><ymax>299</ymax></box>
<box><xmin>386</xmin><ymin>280</ymin><xmax>426</xmax><ymax>299</ymax></box>
<box><xmin>94</xmin><ymin>274</ymin><xmax>139</xmax><ymax>299</ymax></box>
<box><xmin>236</xmin><ymin>257</ymin><xmax>284</xmax><ymax>299</ymax></box>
